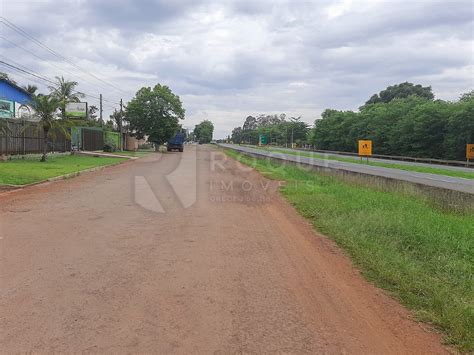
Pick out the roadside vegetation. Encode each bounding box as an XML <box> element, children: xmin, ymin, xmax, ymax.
<box><xmin>251</xmin><ymin>146</ymin><xmax>474</xmax><ymax>180</ymax></box>
<box><xmin>230</xmin><ymin>83</ymin><xmax>473</xmax><ymax>161</ymax></box>
<box><xmin>193</xmin><ymin>120</ymin><xmax>214</xmax><ymax>144</ymax></box>
<box><xmin>225</xmin><ymin>148</ymin><xmax>474</xmax><ymax>351</ymax></box>
<box><xmin>0</xmin><ymin>155</ymin><xmax>126</xmax><ymax>185</ymax></box>
<box><xmin>126</xmin><ymin>84</ymin><xmax>185</xmax><ymax>147</ymax></box>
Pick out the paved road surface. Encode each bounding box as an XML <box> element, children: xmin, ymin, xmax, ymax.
<box><xmin>0</xmin><ymin>145</ymin><xmax>447</xmax><ymax>353</ymax></box>
<box><xmin>271</xmin><ymin>146</ymin><xmax>474</xmax><ymax>172</ymax></box>
<box><xmin>220</xmin><ymin>144</ymin><xmax>474</xmax><ymax>194</ymax></box>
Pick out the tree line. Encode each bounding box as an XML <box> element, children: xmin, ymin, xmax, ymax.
<box><xmin>231</xmin><ymin>114</ymin><xmax>310</xmax><ymax>146</ymax></box>
<box><xmin>311</xmin><ymin>84</ymin><xmax>473</xmax><ymax>160</ymax></box>
<box><xmin>229</xmin><ymin>82</ymin><xmax>474</xmax><ymax>160</ymax></box>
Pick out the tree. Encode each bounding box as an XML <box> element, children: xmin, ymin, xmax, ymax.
<box><xmin>29</xmin><ymin>94</ymin><xmax>68</xmax><ymax>162</ymax></box>
<box><xmin>22</xmin><ymin>84</ymin><xmax>38</xmax><ymax>95</ymax></box>
<box><xmin>0</xmin><ymin>118</ymin><xmax>9</xmax><ymax>136</ymax></box>
<box><xmin>229</xmin><ymin>113</ymin><xmax>308</xmax><ymax>146</ymax></box>
<box><xmin>0</xmin><ymin>72</ymin><xmax>17</xmax><ymax>85</ymax></box>
<box><xmin>104</xmin><ymin>120</ymin><xmax>115</xmax><ymax>131</ymax></box>
<box><xmin>88</xmin><ymin>105</ymin><xmax>98</xmax><ymax>120</ymax></box>
<box><xmin>49</xmin><ymin>76</ymin><xmax>84</xmax><ymax>119</ymax></box>
<box><xmin>364</xmin><ymin>82</ymin><xmax>434</xmax><ymax>106</ymax></box>
<box><xmin>308</xmin><ymin>92</ymin><xmax>474</xmax><ymax>159</ymax></box>
<box><xmin>256</xmin><ymin>114</ymin><xmax>282</xmax><ymax>127</ymax></box>
<box><xmin>242</xmin><ymin>115</ymin><xmax>258</xmax><ymax>131</ymax></box>
<box><xmin>459</xmin><ymin>90</ymin><xmax>474</xmax><ymax>102</ymax></box>
<box><xmin>231</xmin><ymin>127</ymin><xmax>243</xmax><ymax>143</ymax></box>
<box><xmin>109</xmin><ymin>109</ymin><xmax>122</xmax><ymax>131</ymax></box>
<box><xmin>126</xmin><ymin>84</ymin><xmax>185</xmax><ymax>145</ymax></box>
<box><xmin>194</xmin><ymin>120</ymin><xmax>214</xmax><ymax>144</ymax></box>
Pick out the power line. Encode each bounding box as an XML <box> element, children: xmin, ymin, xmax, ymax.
<box><xmin>0</xmin><ymin>64</ymin><xmax>49</xmax><ymax>88</ymax></box>
<box><xmin>0</xmin><ymin>16</ymin><xmax>128</xmax><ymax>96</ymax></box>
<box><xmin>0</xmin><ymin>36</ymin><xmax>124</xmax><ymax>108</ymax></box>
<box><xmin>0</xmin><ymin>16</ymin><xmax>129</xmax><ymax>96</ymax></box>
<box><xmin>0</xmin><ymin>60</ymin><xmax>121</xmax><ymax>112</ymax></box>
<box><xmin>0</xmin><ymin>60</ymin><xmax>56</xmax><ymax>85</ymax></box>
<box><xmin>0</xmin><ymin>35</ymin><xmax>101</xmax><ymax>91</ymax></box>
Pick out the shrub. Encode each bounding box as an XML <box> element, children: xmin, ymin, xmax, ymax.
<box><xmin>103</xmin><ymin>143</ymin><xmax>116</xmax><ymax>152</ymax></box>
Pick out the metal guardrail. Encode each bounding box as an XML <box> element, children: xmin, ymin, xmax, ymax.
<box><xmin>280</xmin><ymin>147</ymin><xmax>474</xmax><ymax>168</ymax></box>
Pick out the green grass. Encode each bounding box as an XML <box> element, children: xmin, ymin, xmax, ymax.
<box><xmin>0</xmin><ymin>155</ymin><xmax>127</xmax><ymax>185</ymax></box>
<box><xmin>249</xmin><ymin>146</ymin><xmax>474</xmax><ymax>180</ymax></box>
<box><xmin>226</xmin><ymin>148</ymin><xmax>474</xmax><ymax>351</ymax></box>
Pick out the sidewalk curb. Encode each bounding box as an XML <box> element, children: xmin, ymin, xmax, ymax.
<box><xmin>74</xmin><ymin>151</ymin><xmax>140</xmax><ymax>159</ymax></box>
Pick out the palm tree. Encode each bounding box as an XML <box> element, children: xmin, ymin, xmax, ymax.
<box><xmin>0</xmin><ymin>119</ymin><xmax>10</xmax><ymax>136</ymax></box>
<box><xmin>22</xmin><ymin>84</ymin><xmax>38</xmax><ymax>95</ymax></box>
<box><xmin>48</xmin><ymin>76</ymin><xmax>84</xmax><ymax>119</ymax></box>
<box><xmin>30</xmin><ymin>94</ymin><xmax>67</xmax><ymax>162</ymax></box>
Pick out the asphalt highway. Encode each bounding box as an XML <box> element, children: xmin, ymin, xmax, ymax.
<box><xmin>219</xmin><ymin>144</ymin><xmax>474</xmax><ymax>194</ymax></box>
<box><xmin>270</xmin><ymin>147</ymin><xmax>474</xmax><ymax>172</ymax></box>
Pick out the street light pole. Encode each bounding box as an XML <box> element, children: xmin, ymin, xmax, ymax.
<box><xmin>290</xmin><ymin>116</ymin><xmax>301</xmax><ymax>149</ymax></box>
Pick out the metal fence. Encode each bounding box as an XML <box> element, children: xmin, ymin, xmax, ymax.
<box><xmin>0</xmin><ymin>119</ymin><xmax>70</xmax><ymax>156</ymax></box>
<box><xmin>82</xmin><ymin>127</ymin><xmax>104</xmax><ymax>151</ymax></box>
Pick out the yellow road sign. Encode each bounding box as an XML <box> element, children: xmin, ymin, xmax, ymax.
<box><xmin>358</xmin><ymin>140</ymin><xmax>372</xmax><ymax>156</ymax></box>
<box><xmin>467</xmin><ymin>144</ymin><xmax>474</xmax><ymax>160</ymax></box>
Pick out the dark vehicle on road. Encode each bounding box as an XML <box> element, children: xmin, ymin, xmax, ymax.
<box><xmin>167</xmin><ymin>133</ymin><xmax>185</xmax><ymax>152</ymax></box>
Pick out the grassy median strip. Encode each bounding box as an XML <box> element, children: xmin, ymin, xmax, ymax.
<box><xmin>0</xmin><ymin>155</ymin><xmax>127</xmax><ymax>186</ymax></box>
<box><xmin>225</xmin><ymin>148</ymin><xmax>474</xmax><ymax>351</ymax></box>
<box><xmin>251</xmin><ymin>146</ymin><xmax>474</xmax><ymax>180</ymax></box>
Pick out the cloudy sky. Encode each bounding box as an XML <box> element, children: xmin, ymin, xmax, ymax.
<box><xmin>1</xmin><ymin>0</ymin><xmax>473</xmax><ymax>138</ymax></box>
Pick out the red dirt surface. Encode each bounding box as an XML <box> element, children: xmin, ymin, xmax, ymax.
<box><xmin>0</xmin><ymin>145</ymin><xmax>447</xmax><ymax>353</ymax></box>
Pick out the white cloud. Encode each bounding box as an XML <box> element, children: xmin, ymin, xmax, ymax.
<box><xmin>0</xmin><ymin>0</ymin><xmax>472</xmax><ymax>138</ymax></box>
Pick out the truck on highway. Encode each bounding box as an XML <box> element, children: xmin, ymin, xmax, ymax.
<box><xmin>167</xmin><ymin>132</ymin><xmax>185</xmax><ymax>152</ymax></box>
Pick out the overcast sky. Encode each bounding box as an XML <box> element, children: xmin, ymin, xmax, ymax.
<box><xmin>1</xmin><ymin>0</ymin><xmax>473</xmax><ymax>138</ymax></box>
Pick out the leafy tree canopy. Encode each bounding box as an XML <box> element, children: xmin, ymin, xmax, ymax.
<box><xmin>48</xmin><ymin>76</ymin><xmax>85</xmax><ymax>119</ymax></box>
<box><xmin>0</xmin><ymin>72</ymin><xmax>17</xmax><ymax>85</ymax></box>
<box><xmin>126</xmin><ymin>84</ymin><xmax>185</xmax><ymax>145</ymax></box>
<box><xmin>194</xmin><ymin>120</ymin><xmax>214</xmax><ymax>144</ymax></box>
<box><xmin>311</xmin><ymin>94</ymin><xmax>473</xmax><ymax>160</ymax></box>
<box><xmin>30</xmin><ymin>94</ymin><xmax>68</xmax><ymax>162</ymax></box>
<box><xmin>22</xmin><ymin>84</ymin><xmax>38</xmax><ymax>95</ymax></box>
<box><xmin>231</xmin><ymin>113</ymin><xmax>310</xmax><ymax>146</ymax></box>
<box><xmin>364</xmin><ymin>82</ymin><xmax>434</xmax><ymax>107</ymax></box>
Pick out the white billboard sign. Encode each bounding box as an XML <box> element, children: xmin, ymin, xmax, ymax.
<box><xmin>66</xmin><ymin>102</ymin><xmax>88</xmax><ymax>118</ymax></box>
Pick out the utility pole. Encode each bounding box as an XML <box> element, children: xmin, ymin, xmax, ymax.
<box><xmin>119</xmin><ymin>98</ymin><xmax>123</xmax><ymax>151</ymax></box>
<box><xmin>99</xmin><ymin>94</ymin><xmax>103</xmax><ymax>122</ymax></box>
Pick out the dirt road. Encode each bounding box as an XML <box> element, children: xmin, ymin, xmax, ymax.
<box><xmin>0</xmin><ymin>145</ymin><xmax>447</xmax><ymax>353</ymax></box>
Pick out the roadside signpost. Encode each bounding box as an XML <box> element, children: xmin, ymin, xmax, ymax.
<box><xmin>467</xmin><ymin>144</ymin><xmax>474</xmax><ymax>163</ymax></box>
<box><xmin>358</xmin><ymin>140</ymin><xmax>372</xmax><ymax>163</ymax></box>
<box><xmin>65</xmin><ymin>102</ymin><xmax>88</xmax><ymax>118</ymax></box>
<box><xmin>258</xmin><ymin>134</ymin><xmax>268</xmax><ymax>146</ymax></box>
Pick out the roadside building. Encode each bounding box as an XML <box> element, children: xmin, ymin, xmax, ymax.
<box><xmin>0</xmin><ymin>78</ymin><xmax>35</xmax><ymax>120</ymax></box>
